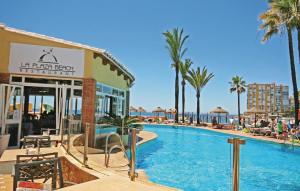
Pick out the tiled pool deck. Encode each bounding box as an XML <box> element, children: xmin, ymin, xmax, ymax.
<box><xmin>0</xmin><ymin>131</ymin><xmax>178</xmax><ymax>191</ymax></box>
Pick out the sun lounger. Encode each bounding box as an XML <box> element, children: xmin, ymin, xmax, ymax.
<box><xmin>212</xmin><ymin>124</ymin><xmax>224</xmax><ymax>129</ymax></box>
<box><xmin>291</xmin><ymin>129</ymin><xmax>300</xmax><ymax>140</ymax></box>
<box><xmin>259</xmin><ymin>127</ymin><xmax>271</xmax><ymax>136</ymax></box>
<box><xmin>250</xmin><ymin>127</ymin><xmax>270</xmax><ymax>136</ymax></box>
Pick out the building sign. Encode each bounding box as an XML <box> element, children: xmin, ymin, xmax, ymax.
<box><xmin>9</xmin><ymin>43</ymin><xmax>85</xmax><ymax>77</ymax></box>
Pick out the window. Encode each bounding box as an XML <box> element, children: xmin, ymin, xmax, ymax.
<box><xmin>112</xmin><ymin>89</ymin><xmax>118</xmax><ymax>96</ymax></box>
<box><xmin>95</xmin><ymin>82</ymin><xmax>125</xmax><ymax>123</ymax></box>
<box><xmin>96</xmin><ymin>84</ymin><xmax>102</xmax><ymax>92</ymax></box>
<box><xmin>74</xmin><ymin>89</ymin><xmax>82</xmax><ymax>96</ymax></box>
<box><xmin>74</xmin><ymin>80</ymin><xmax>82</xmax><ymax>86</ymax></box>
<box><xmin>24</xmin><ymin>78</ymin><xmax>72</xmax><ymax>85</ymax></box>
<box><xmin>103</xmin><ymin>86</ymin><xmax>112</xmax><ymax>94</ymax></box>
<box><xmin>12</xmin><ymin>76</ymin><xmax>22</xmax><ymax>82</ymax></box>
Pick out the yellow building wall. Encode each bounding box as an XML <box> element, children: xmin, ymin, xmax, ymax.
<box><xmin>91</xmin><ymin>57</ymin><xmax>129</xmax><ymax>90</ymax></box>
<box><xmin>0</xmin><ymin>27</ymin><xmax>130</xmax><ymax>90</ymax></box>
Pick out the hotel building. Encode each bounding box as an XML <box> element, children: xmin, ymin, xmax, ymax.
<box><xmin>247</xmin><ymin>83</ymin><xmax>289</xmax><ymax>114</ymax></box>
<box><xmin>289</xmin><ymin>91</ymin><xmax>300</xmax><ymax>110</ymax></box>
<box><xmin>0</xmin><ymin>24</ymin><xmax>135</xmax><ymax>147</ymax></box>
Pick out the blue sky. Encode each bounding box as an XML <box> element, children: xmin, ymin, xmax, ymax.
<box><xmin>1</xmin><ymin>0</ymin><xmax>298</xmax><ymax>114</ymax></box>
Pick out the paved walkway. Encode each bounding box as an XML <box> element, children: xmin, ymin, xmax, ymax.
<box><xmin>0</xmin><ymin>131</ymin><xmax>177</xmax><ymax>191</ymax></box>
<box><xmin>0</xmin><ymin>175</ymin><xmax>12</xmax><ymax>191</ymax></box>
<box><xmin>61</xmin><ymin>131</ymin><xmax>177</xmax><ymax>190</ymax></box>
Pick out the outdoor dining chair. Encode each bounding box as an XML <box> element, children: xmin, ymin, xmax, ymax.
<box><xmin>16</xmin><ymin>152</ymin><xmax>58</xmax><ymax>163</ymax></box>
<box><xmin>13</xmin><ymin>157</ymin><xmax>77</xmax><ymax>190</ymax></box>
<box><xmin>22</xmin><ymin>136</ymin><xmax>51</xmax><ymax>148</ymax></box>
<box><xmin>13</xmin><ymin>158</ymin><xmax>63</xmax><ymax>191</ymax></box>
<box><xmin>41</xmin><ymin>128</ymin><xmax>60</xmax><ymax>135</ymax></box>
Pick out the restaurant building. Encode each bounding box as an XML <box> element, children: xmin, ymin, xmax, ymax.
<box><xmin>0</xmin><ymin>24</ymin><xmax>135</xmax><ymax>147</ymax></box>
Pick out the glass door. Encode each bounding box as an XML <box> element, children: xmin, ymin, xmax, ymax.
<box><xmin>0</xmin><ymin>84</ymin><xmax>24</xmax><ymax>147</ymax></box>
<box><xmin>55</xmin><ymin>85</ymin><xmax>82</xmax><ymax>132</ymax></box>
<box><xmin>56</xmin><ymin>84</ymin><xmax>67</xmax><ymax>135</ymax></box>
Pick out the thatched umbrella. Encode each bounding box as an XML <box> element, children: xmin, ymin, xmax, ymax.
<box><xmin>137</xmin><ymin>107</ymin><xmax>146</xmax><ymax>116</ymax></box>
<box><xmin>129</xmin><ymin>106</ymin><xmax>138</xmax><ymax>116</ymax></box>
<box><xmin>210</xmin><ymin>106</ymin><xmax>229</xmax><ymax>124</ymax></box>
<box><xmin>245</xmin><ymin>107</ymin><xmax>266</xmax><ymax>127</ymax></box>
<box><xmin>166</xmin><ymin>108</ymin><xmax>177</xmax><ymax>119</ymax></box>
<box><xmin>152</xmin><ymin>107</ymin><xmax>166</xmax><ymax>118</ymax></box>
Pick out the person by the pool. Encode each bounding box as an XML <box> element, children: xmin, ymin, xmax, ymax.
<box><xmin>287</xmin><ymin>120</ymin><xmax>292</xmax><ymax>132</ymax></box>
<box><xmin>277</xmin><ymin>120</ymin><xmax>283</xmax><ymax>135</ymax></box>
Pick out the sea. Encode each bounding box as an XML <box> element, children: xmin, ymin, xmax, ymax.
<box><xmin>130</xmin><ymin>112</ymin><xmax>233</xmax><ymax>124</ymax></box>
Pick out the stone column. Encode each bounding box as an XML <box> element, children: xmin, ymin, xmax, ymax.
<box><xmin>82</xmin><ymin>78</ymin><xmax>96</xmax><ymax>147</ymax></box>
<box><xmin>0</xmin><ymin>73</ymin><xmax>10</xmax><ymax>84</ymax></box>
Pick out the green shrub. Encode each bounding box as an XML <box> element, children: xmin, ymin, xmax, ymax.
<box><xmin>242</xmin><ymin>128</ymin><xmax>250</xmax><ymax>133</ymax></box>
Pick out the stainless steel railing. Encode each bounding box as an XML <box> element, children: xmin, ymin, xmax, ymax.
<box><xmin>104</xmin><ymin>132</ymin><xmax>129</xmax><ymax>167</ymax></box>
<box><xmin>83</xmin><ymin>123</ymin><xmax>89</xmax><ymax>167</ymax></box>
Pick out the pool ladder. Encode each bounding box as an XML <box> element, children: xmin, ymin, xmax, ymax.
<box><xmin>104</xmin><ymin>132</ymin><xmax>130</xmax><ymax>168</ymax></box>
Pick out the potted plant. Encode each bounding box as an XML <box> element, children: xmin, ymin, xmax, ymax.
<box><xmin>103</xmin><ymin>115</ymin><xmax>143</xmax><ymax>146</ymax></box>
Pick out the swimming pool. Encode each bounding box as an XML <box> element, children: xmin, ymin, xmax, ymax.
<box><xmin>136</xmin><ymin>124</ymin><xmax>300</xmax><ymax>191</ymax></box>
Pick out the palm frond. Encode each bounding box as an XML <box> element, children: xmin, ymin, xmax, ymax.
<box><xmin>229</xmin><ymin>76</ymin><xmax>247</xmax><ymax>94</ymax></box>
<box><xmin>163</xmin><ymin>28</ymin><xmax>189</xmax><ymax>68</ymax></box>
<box><xmin>187</xmin><ymin>66</ymin><xmax>214</xmax><ymax>93</ymax></box>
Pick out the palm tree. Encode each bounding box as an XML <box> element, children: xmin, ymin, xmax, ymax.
<box><xmin>229</xmin><ymin>76</ymin><xmax>246</xmax><ymax>125</ymax></box>
<box><xmin>186</xmin><ymin>66</ymin><xmax>214</xmax><ymax>125</ymax></box>
<box><xmin>260</xmin><ymin>1</ymin><xmax>299</xmax><ymax>126</ymax></box>
<box><xmin>179</xmin><ymin>59</ymin><xmax>193</xmax><ymax>123</ymax></box>
<box><xmin>163</xmin><ymin>28</ymin><xmax>189</xmax><ymax>123</ymax></box>
<box><xmin>271</xmin><ymin>0</ymin><xmax>300</xmax><ymax>63</ymax></box>
<box><xmin>102</xmin><ymin>115</ymin><xmax>143</xmax><ymax>135</ymax></box>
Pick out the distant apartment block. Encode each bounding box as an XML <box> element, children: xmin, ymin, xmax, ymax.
<box><xmin>247</xmin><ymin>83</ymin><xmax>289</xmax><ymax>113</ymax></box>
<box><xmin>289</xmin><ymin>91</ymin><xmax>300</xmax><ymax>110</ymax></box>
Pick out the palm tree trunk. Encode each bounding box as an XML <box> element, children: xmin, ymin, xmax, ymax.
<box><xmin>237</xmin><ymin>91</ymin><xmax>241</xmax><ymax>125</ymax></box>
<box><xmin>196</xmin><ymin>91</ymin><xmax>200</xmax><ymax>125</ymax></box>
<box><xmin>288</xmin><ymin>27</ymin><xmax>299</xmax><ymax>126</ymax></box>
<box><xmin>297</xmin><ymin>27</ymin><xmax>300</xmax><ymax>65</ymax></box>
<box><xmin>182</xmin><ymin>80</ymin><xmax>185</xmax><ymax>123</ymax></box>
<box><xmin>175</xmin><ymin>64</ymin><xmax>179</xmax><ymax>123</ymax></box>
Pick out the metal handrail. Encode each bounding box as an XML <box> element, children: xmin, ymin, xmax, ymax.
<box><xmin>129</xmin><ymin>128</ymin><xmax>137</xmax><ymax>181</ymax></box>
<box><xmin>83</xmin><ymin>123</ymin><xmax>90</xmax><ymax>166</ymax></box>
<box><xmin>105</xmin><ymin>144</ymin><xmax>129</xmax><ymax>167</ymax></box>
<box><xmin>104</xmin><ymin>132</ymin><xmax>129</xmax><ymax>167</ymax></box>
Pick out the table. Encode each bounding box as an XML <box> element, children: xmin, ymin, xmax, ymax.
<box><xmin>0</xmin><ymin>147</ymin><xmax>64</xmax><ymax>174</ymax></box>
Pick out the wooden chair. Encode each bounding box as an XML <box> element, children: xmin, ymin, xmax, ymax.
<box><xmin>22</xmin><ymin>136</ymin><xmax>51</xmax><ymax>148</ymax></box>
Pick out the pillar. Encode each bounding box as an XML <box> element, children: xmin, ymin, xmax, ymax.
<box><xmin>0</xmin><ymin>73</ymin><xmax>10</xmax><ymax>84</ymax></box>
<box><xmin>82</xmin><ymin>78</ymin><xmax>96</xmax><ymax>147</ymax></box>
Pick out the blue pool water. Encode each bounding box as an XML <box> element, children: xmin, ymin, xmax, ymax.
<box><xmin>136</xmin><ymin>125</ymin><xmax>300</xmax><ymax>191</ymax></box>
<box><xmin>95</xmin><ymin>126</ymin><xmax>117</xmax><ymax>135</ymax></box>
